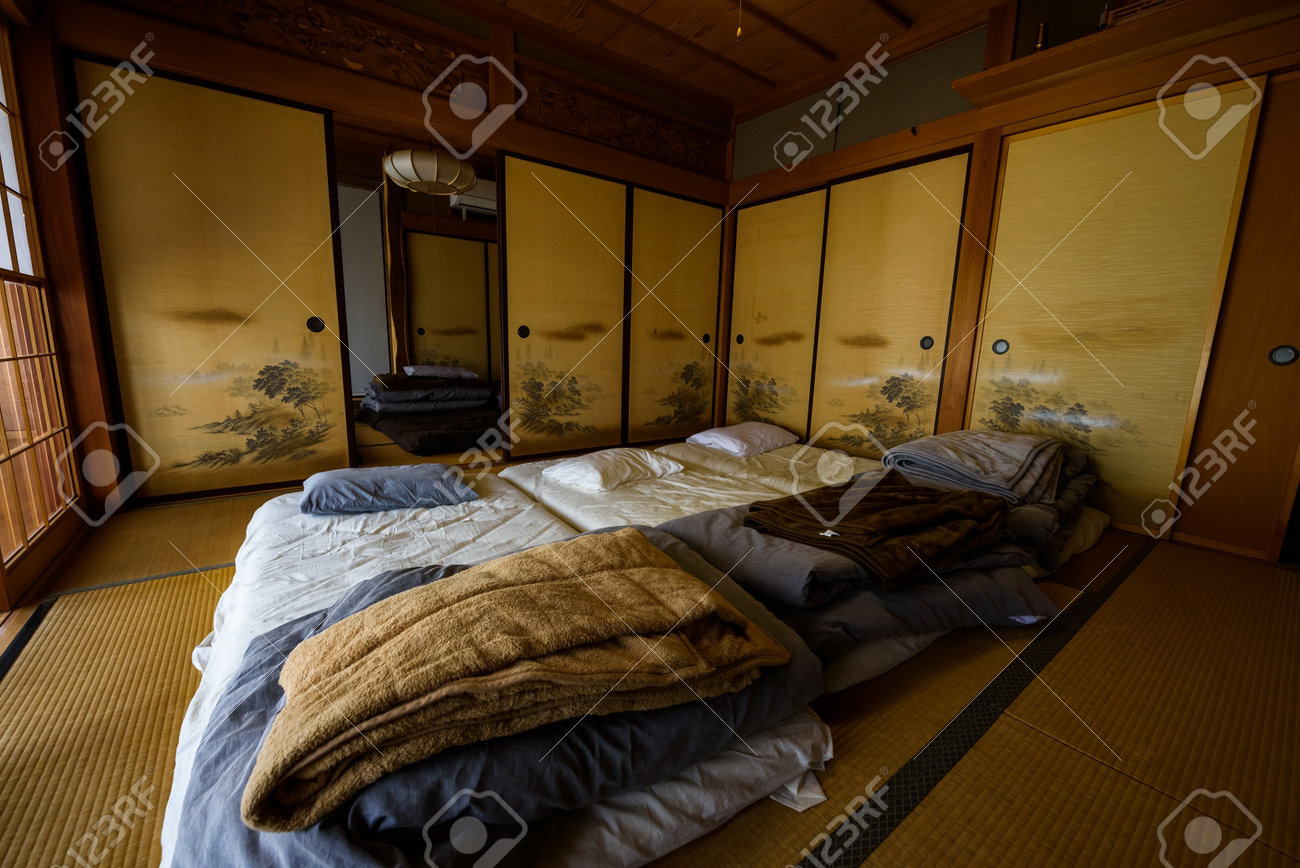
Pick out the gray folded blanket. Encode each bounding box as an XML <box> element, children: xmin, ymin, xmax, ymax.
<box><xmin>365</xmin><ymin>373</ymin><xmax>494</xmax><ymax>404</ymax></box>
<box><xmin>883</xmin><ymin>430</ymin><xmax>1065</xmax><ymax>505</ymax></box>
<box><xmin>359</xmin><ymin>396</ymin><xmax>488</xmax><ymax>414</ymax></box>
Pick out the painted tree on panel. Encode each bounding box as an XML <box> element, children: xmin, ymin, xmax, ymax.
<box><xmin>730</xmin><ymin>363</ymin><xmax>790</xmax><ymax>423</ymax></box>
<box><xmin>648</xmin><ymin>361</ymin><xmax>710</xmax><ymax>428</ymax></box>
<box><xmin>512</xmin><ymin>361</ymin><xmax>599</xmax><ymax>437</ymax></box>
<box><xmin>182</xmin><ymin>360</ymin><xmax>335</xmax><ymax>467</ymax></box>
<box><xmin>978</xmin><ymin>376</ymin><xmax>1138</xmax><ymax>451</ymax></box>
<box><xmin>836</xmin><ymin>373</ymin><xmax>938</xmax><ymax>451</ymax></box>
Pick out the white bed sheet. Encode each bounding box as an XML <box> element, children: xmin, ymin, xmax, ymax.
<box><xmin>498</xmin><ymin>458</ymin><xmax>789</xmax><ymax>531</ymax></box>
<box><xmin>654</xmin><ymin>441</ymin><xmax>883</xmax><ymax>495</ymax></box>
<box><xmin>160</xmin><ymin>473</ymin><xmax>579</xmax><ymax>868</ymax></box>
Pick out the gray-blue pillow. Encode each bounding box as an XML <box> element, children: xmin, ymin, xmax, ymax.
<box><xmin>300</xmin><ymin>465</ymin><xmax>477</xmax><ymax>515</ymax></box>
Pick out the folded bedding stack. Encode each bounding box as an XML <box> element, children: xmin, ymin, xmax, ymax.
<box><xmin>659</xmin><ymin>446</ymin><xmax>1096</xmax><ymax>693</ymax></box>
<box><xmin>360</xmin><ymin>369</ymin><xmax>495</xmax><ymax>414</ymax></box>
<box><xmin>175</xmin><ymin>527</ymin><xmax>826</xmax><ymax>867</ymax></box>
<box><xmin>881</xmin><ymin>430</ymin><xmax>1105</xmax><ymax>570</ymax></box>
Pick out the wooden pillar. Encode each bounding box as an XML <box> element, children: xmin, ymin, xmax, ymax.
<box><xmin>713</xmin><ymin>208</ymin><xmax>736</xmax><ymax>427</ymax></box>
<box><xmin>935</xmin><ymin>128</ymin><xmax>1002</xmax><ymax>433</ymax></box>
<box><xmin>383</xmin><ymin>178</ymin><xmax>408</xmax><ymax>372</ymax></box>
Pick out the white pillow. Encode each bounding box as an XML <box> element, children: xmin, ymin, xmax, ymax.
<box><xmin>541</xmin><ymin>448</ymin><xmax>684</xmax><ymax>491</ymax></box>
<box><xmin>686</xmin><ymin>421</ymin><xmax>798</xmax><ymax>457</ymax></box>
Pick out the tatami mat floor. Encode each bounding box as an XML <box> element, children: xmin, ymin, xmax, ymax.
<box><xmin>0</xmin><ymin>568</ymin><xmax>234</xmax><ymax>868</ymax></box>
<box><xmin>0</xmin><ymin>489</ymin><xmax>287</xmax><ymax>655</ymax></box>
<box><xmin>0</xmin><ymin>498</ymin><xmax>1294</xmax><ymax>868</ymax></box>
<box><xmin>872</xmin><ymin>543</ymin><xmax>1298</xmax><ymax>867</ymax></box>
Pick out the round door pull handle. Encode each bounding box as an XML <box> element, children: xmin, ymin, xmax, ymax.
<box><xmin>1269</xmin><ymin>344</ymin><xmax>1297</xmax><ymax>366</ymax></box>
<box><xmin>735</xmin><ymin>334</ymin><xmax>744</xmax><ymax>345</ymax></box>
<box><xmin>702</xmin><ymin>333</ymin><xmax>711</xmax><ymax>344</ymax></box>
<box><xmin>517</xmin><ymin>325</ymin><xmax>530</xmax><ymax>338</ymax></box>
<box><xmin>306</xmin><ymin>316</ymin><xmax>325</xmax><ymax>333</ymax></box>
<box><xmin>416</xmin><ymin>327</ymin><xmax>426</xmax><ymax>336</ymax></box>
<box><xmin>992</xmin><ymin>338</ymin><xmax>1010</xmax><ymax>355</ymax></box>
<box><xmin>919</xmin><ymin>335</ymin><xmax>934</xmax><ymax>350</ymax></box>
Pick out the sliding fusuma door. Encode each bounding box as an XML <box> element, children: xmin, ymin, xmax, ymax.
<box><xmin>810</xmin><ymin>153</ymin><xmax>968</xmax><ymax>456</ymax></box>
<box><xmin>406</xmin><ymin>232</ymin><xmax>491</xmax><ymax>378</ymax></box>
<box><xmin>503</xmin><ymin>156</ymin><xmax>625</xmax><ymax>456</ymax></box>
<box><xmin>77</xmin><ymin>62</ymin><xmax>350</xmax><ymax>496</ymax></box>
<box><xmin>969</xmin><ymin>86</ymin><xmax>1257</xmax><ymax>525</ymax></box>
<box><xmin>627</xmin><ymin>189</ymin><xmax>721</xmax><ymax>442</ymax></box>
<box><xmin>727</xmin><ymin>190</ymin><xmax>826</xmax><ymax>436</ymax></box>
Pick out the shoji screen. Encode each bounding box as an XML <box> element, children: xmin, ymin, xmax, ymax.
<box><xmin>627</xmin><ymin>189</ymin><xmax>721</xmax><ymax>442</ymax></box>
<box><xmin>504</xmin><ymin>156</ymin><xmax>625</xmax><ymax>456</ymax></box>
<box><xmin>727</xmin><ymin>190</ymin><xmax>826</xmax><ymax>436</ymax></box>
<box><xmin>969</xmin><ymin>87</ymin><xmax>1256</xmax><ymax>524</ymax></box>
<box><xmin>406</xmin><ymin>232</ymin><xmax>490</xmax><ymax>378</ymax></box>
<box><xmin>810</xmin><ymin>153</ymin><xmax>968</xmax><ymax>457</ymax></box>
<box><xmin>77</xmin><ymin>63</ymin><xmax>349</xmax><ymax>497</ymax></box>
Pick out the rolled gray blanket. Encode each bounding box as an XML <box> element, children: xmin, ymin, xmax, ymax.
<box><xmin>882</xmin><ymin>430</ymin><xmax>1065</xmax><ymax>505</ymax></box>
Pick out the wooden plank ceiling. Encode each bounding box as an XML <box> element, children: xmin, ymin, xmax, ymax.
<box><xmin>431</xmin><ymin>0</ymin><xmax>983</xmax><ymax>112</ymax></box>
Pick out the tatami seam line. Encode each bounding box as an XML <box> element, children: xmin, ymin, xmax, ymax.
<box><xmin>995</xmin><ymin>712</ymin><xmax>1295</xmax><ymax>861</ymax></box>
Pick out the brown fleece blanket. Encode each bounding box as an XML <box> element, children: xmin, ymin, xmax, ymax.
<box><xmin>241</xmin><ymin>528</ymin><xmax>789</xmax><ymax>832</ymax></box>
<box><xmin>743</xmin><ymin>469</ymin><xmax>1008</xmax><ymax>590</ymax></box>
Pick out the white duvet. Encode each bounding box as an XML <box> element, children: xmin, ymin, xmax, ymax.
<box><xmin>499</xmin><ymin>459</ymin><xmax>787</xmax><ymax>532</ymax></box>
<box><xmin>499</xmin><ymin>443</ymin><xmax>883</xmax><ymax>533</ymax></box>
<box><xmin>655</xmin><ymin>441</ymin><xmax>883</xmax><ymax>495</ymax></box>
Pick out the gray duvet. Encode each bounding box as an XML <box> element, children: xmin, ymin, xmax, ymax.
<box><xmin>172</xmin><ymin>528</ymin><xmax>820</xmax><ymax>868</ymax></box>
<box><xmin>767</xmin><ymin>565</ymin><xmax>1058</xmax><ymax>661</ymax></box>
<box><xmin>364</xmin><ymin>379</ymin><xmax>493</xmax><ymax>404</ymax></box>
<box><xmin>659</xmin><ymin>505</ymin><xmax>1058</xmax><ymax>662</ymax></box>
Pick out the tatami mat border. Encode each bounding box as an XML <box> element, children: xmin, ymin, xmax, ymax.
<box><xmin>0</xmin><ymin>562</ymin><xmax>234</xmax><ymax>685</ymax></box>
<box><xmin>799</xmin><ymin>538</ymin><xmax>1160</xmax><ymax>868</ymax></box>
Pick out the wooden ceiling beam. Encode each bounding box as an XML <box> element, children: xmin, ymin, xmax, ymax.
<box><xmin>579</xmin><ymin>0</ymin><xmax>778</xmax><ymax>88</ymax></box>
<box><xmin>735</xmin><ymin>0</ymin><xmax>837</xmax><ymax>62</ymax></box>
<box><xmin>431</xmin><ymin>0</ymin><xmax>736</xmax><ymax>118</ymax></box>
<box><xmin>868</xmin><ymin>0</ymin><xmax>913</xmax><ymax>31</ymax></box>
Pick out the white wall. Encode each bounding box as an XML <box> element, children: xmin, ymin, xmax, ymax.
<box><xmin>336</xmin><ymin>184</ymin><xmax>391</xmax><ymax>394</ymax></box>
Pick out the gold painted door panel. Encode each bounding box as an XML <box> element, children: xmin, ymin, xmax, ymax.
<box><xmin>77</xmin><ymin>63</ymin><xmax>350</xmax><ymax>496</ymax></box>
<box><xmin>727</xmin><ymin>190</ymin><xmax>826</xmax><ymax>437</ymax></box>
<box><xmin>627</xmin><ymin>189</ymin><xmax>721</xmax><ymax>442</ymax></box>
<box><xmin>406</xmin><ymin>233</ymin><xmax>489</xmax><ymax>377</ymax></box>
<box><xmin>504</xmin><ymin>157</ymin><xmax>626</xmax><ymax>455</ymax></box>
<box><xmin>811</xmin><ymin>153</ymin><xmax>968</xmax><ymax>457</ymax></box>
<box><xmin>970</xmin><ymin>89</ymin><xmax>1257</xmax><ymax>524</ymax></box>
